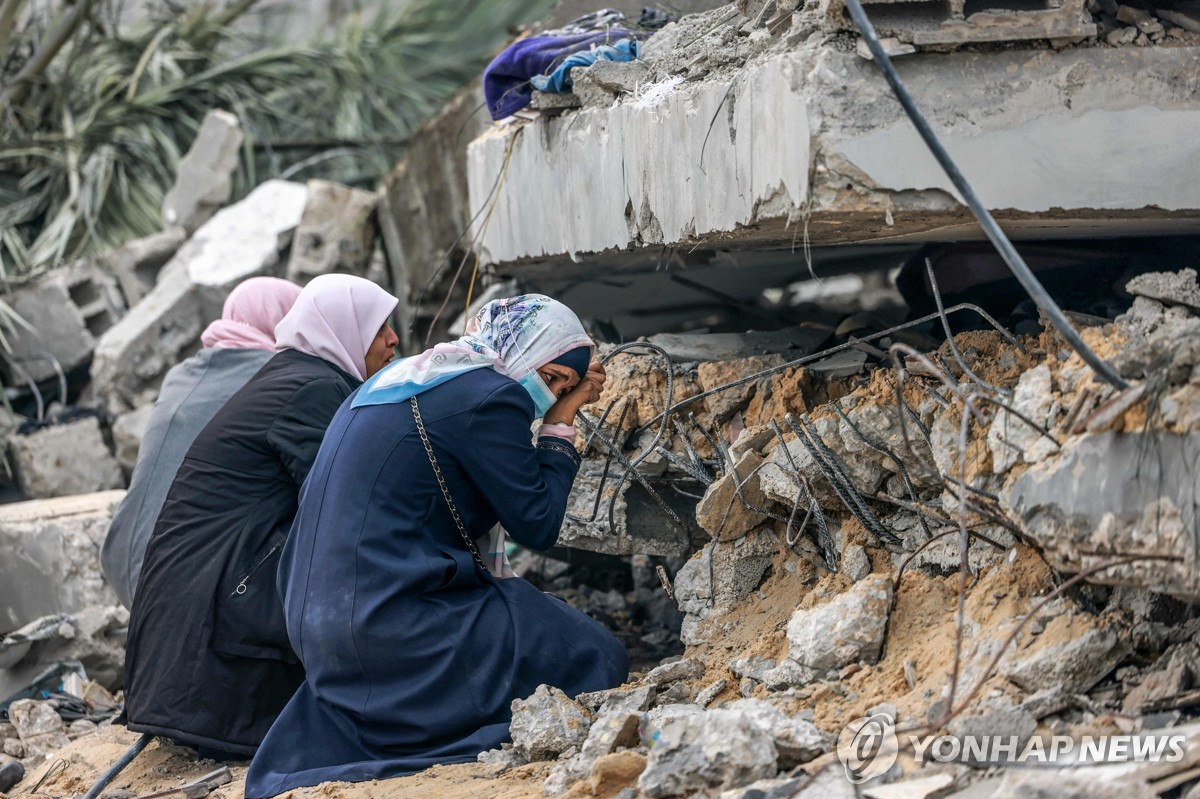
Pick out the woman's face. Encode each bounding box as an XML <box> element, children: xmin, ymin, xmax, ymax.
<box><xmin>364</xmin><ymin>324</ymin><xmax>400</xmax><ymax>378</ymax></box>
<box><xmin>536</xmin><ymin>364</ymin><xmax>581</xmax><ymax>400</ymax></box>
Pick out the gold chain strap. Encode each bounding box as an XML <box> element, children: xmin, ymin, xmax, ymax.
<box><xmin>411</xmin><ymin>397</ymin><xmax>488</xmax><ymax>572</ymax></box>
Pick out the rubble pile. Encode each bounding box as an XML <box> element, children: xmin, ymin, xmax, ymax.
<box><xmin>0</xmin><ymin>110</ymin><xmax>389</xmax><ymax>503</ymax></box>
<box><xmin>487</xmin><ymin>266</ymin><xmax>1200</xmax><ymax>798</ymax></box>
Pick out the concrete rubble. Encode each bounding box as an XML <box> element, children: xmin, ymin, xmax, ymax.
<box><xmin>1</xmin><ymin>262</ymin><xmax>124</xmax><ymax>386</ymax></box>
<box><xmin>8</xmin><ymin>415</ymin><xmax>124</xmax><ymax>500</ymax></box>
<box><xmin>90</xmin><ymin>179</ymin><xmax>310</xmax><ymax>415</ymax></box>
<box><xmin>286</xmin><ymin>180</ymin><xmax>379</xmax><ymax>285</ymax></box>
<box><xmin>465</xmin><ymin>5</ymin><xmax>1200</xmax><ymax>269</ymax></box>
<box><xmin>481</xmin><ymin>265</ymin><xmax>1200</xmax><ymax>798</ymax></box>
<box><xmin>161</xmin><ymin>109</ymin><xmax>244</xmax><ymax>234</ymax></box>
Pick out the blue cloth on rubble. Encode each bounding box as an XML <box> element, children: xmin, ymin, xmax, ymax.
<box><xmin>530</xmin><ymin>38</ymin><xmax>640</xmax><ymax>94</ymax></box>
<box><xmin>483</xmin><ymin>30</ymin><xmax>639</xmax><ymax>120</ymax></box>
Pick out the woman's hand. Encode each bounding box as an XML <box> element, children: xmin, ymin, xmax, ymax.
<box><xmin>543</xmin><ymin>362</ymin><xmax>606</xmax><ymax>425</ymax></box>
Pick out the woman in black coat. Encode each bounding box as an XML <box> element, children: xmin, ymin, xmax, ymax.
<box><xmin>121</xmin><ymin>274</ymin><xmax>398</xmax><ymax>759</ymax></box>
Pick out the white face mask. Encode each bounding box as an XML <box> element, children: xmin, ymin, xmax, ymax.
<box><xmin>518</xmin><ymin>371</ymin><xmax>557</xmax><ymax>419</ymax></box>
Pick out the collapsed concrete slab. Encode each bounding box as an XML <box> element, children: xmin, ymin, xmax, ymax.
<box><xmin>286</xmin><ymin>179</ymin><xmax>378</xmax><ymax>285</ymax></box>
<box><xmin>1</xmin><ymin>262</ymin><xmax>124</xmax><ymax>386</ymax></box>
<box><xmin>1002</xmin><ymin>431</ymin><xmax>1200</xmax><ymax>600</ymax></box>
<box><xmin>161</xmin><ymin>109</ymin><xmax>243</xmax><ymax>234</ymax></box>
<box><xmin>90</xmin><ymin>180</ymin><xmax>308</xmax><ymax>413</ymax></box>
<box><xmin>466</xmin><ymin>44</ymin><xmax>1200</xmax><ymax>268</ymax></box>
<box><xmin>0</xmin><ymin>491</ymin><xmax>123</xmax><ymax>631</ymax></box>
<box><xmin>7</xmin><ymin>417</ymin><xmax>124</xmax><ymax>500</ymax></box>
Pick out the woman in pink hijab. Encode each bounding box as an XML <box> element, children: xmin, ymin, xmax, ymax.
<box><xmin>121</xmin><ymin>274</ymin><xmax>399</xmax><ymax>761</ymax></box>
<box><xmin>102</xmin><ymin>276</ymin><xmax>303</xmax><ymax>610</ymax></box>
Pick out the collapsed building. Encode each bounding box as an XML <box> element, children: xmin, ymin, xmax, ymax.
<box><xmin>3</xmin><ymin>0</ymin><xmax>1200</xmax><ymax>797</ymax></box>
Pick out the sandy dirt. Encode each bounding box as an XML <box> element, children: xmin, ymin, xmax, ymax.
<box><xmin>9</xmin><ymin>728</ymin><xmax>563</xmax><ymax>799</ymax></box>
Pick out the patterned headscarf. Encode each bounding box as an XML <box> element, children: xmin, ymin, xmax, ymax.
<box><xmin>352</xmin><ymin>294</ymin><xmax>592</xmax><ymax>408</ymax></box>
<box><xmin>200</xmin><ymin>277</ymin><xmax>302</xmax><ymax>351</ymax></box>
<box><xmin>274</xmin><ymin>274</ymin><xmax>398</xmax><ymax>381</ymax></box>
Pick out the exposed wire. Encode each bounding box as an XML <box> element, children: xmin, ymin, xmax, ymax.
<box><xmin>843</xmin><ymin>0</ymin><xmax>1128</xmax><ymax>390</ymax></box>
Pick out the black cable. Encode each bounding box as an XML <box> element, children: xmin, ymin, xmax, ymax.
<box><xmin>81</xmin><ymin>733</ymin><xmax>152</xmax><ymax>799</ymax></box>
<box><xmin>842</xmin><ymin>0</ymin><xmax>1129</xmax><ymax>390</ymax></box>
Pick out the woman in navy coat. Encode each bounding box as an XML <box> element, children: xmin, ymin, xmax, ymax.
<box><xmin>245</xmin><ymin>295</ymin><xmax>628</xmax><ymax>798</ymax></box>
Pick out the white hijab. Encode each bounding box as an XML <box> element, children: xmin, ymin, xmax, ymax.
<box><xmin>274</xmin><ymin>274</ymin><xmax>398</xmax><ymax>381</ymax></box>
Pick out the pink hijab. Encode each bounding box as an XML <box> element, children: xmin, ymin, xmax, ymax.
<box><xmin>200</xmin><ymin>277</ymin><xmax>303</xmax><ymax>351</ymax></box>
<box><xmin>273</xmin><ymin>274</ymin><xmax>398</xmax><ymax>381</ymax></box>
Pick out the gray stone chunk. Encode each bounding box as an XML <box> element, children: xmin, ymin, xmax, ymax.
<box><xmin>695</xmin><ymin>451</ymin><xmax>773</xmax><ymax>540</ymax></box>
<box><xmin>725</xmin><ymin>699</ymin><xmax>829</xmax><ymax>767</ymax></box>
<box><xmin>92</xmin><ymin>180</ymin><xmax>308</xmax><ymax>414</ymax></box>
<box><xmin>987</xmin><ymin>364</ymin><xmax>1058</xmax><ymax>475</ymax></box>
<box><xmin>286</xmin><ymin>180</ymin><xmax>379</xmax><ymax>284</ymax></box>
<box><xmin>103</xmin><ymin>228</ymin><xmax>188</xmax><ymax>306</ymax></box>
<box><xmin>2</xmin><ymin>262</ymin><xmax>124</xmax><ymax>385</ymax></box>
<box><xmin>1018</xmin><ymin>686</ymin><xmax>1071</xmax><ymax>719</ymax></box>
<box><xmin>162</xmin><ymin>109</ymin><xmax>243</xmax><ymax>233</ymax></box>
<box><xmin>7</xmin><ymin>700</ymin><xmax>69</xmax><ymax>757</ymax></box>
<box><xmin>1002</xmin><ymin>432</ymin><xmax>1200</xmax><ymax>599</ymax></box>
<box><xmin>1126</xmin><ymin>268</ymin><xmax>1200</xmax><ymax>310</ymax></box>
<box><xmin>947</xmin><ymin>706</ymin><xmax>1036</xmax><ymax>749</ymax></box>
<box><xmin>787</xmin><ymin>576</ymin><xmax>893</xmax><ymax>670</ymax></box>
<box><xmin>1001</xmin><ymin>621</ymin><xmax>1129</xmax><ymax>694</ymax></box>
<box><xmin>637</xmin><ymin>708</ymin><xmax>778</xmax><ymax>797</ymax></box>
<box><xmin>8</xmin><ymin>417</ymin><xmax>124</xmax><ymax>500</ymax></box>
<box><xmin>729</xmin><ymin>656</ymin><xmax>818</xmax><ymax>690</ymax></box>
<box><xmin>509</xmin><ymin>684</ymin><xmax>593</xmax><ymax>760</ymax></box>
<box><xmin>842</xmin><ymin>544</ymin><xmax>871</xmax><ymax>582</ymax></box>
<box><xmin>646</xmin><ymin>658</ymin><xmax>704</xmax><ymax>687</ymax></box>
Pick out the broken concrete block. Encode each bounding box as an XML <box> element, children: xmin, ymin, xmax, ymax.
<box><xmin>0</xmin><ymin>491</ymin><xmax>123</xmax><ymax>631</ymax></box>
<box><xmin>855</xmin><ymin>36</ymin><xmax>916</xmax><ymax>60</ymax></box>
<box><xmin>842</xmin><ymin>544</ymin><xmax>871</xmax><ymax>581</ymax></box>
<box><xmin>729</xmin><ymin>657</ymin><xmax>818</xmax><ymax>690</ymax></box>
<box><xmin>103</xmin><ymin>228</ymin><xmax>188</xmax><ymax>306</ymax></box>
<box><xmin>111</xmin><ymin>404</ymin><xmax>153</xmax><ymax>477</ymax></box>
<box><xmin>787</xmin><ymin>575</ymin><xmax>893</xmax><ymax>671</ymax></box>
<box><xmin>645</xmin><ymin>658</ymin><xmax>704</xmax><ymax>687</ymax></box>
<box><xmin>724</xmin><ymin>699</ymin><xmax>828</xmax><ymax>767</ymax></box>
<box><xmin>92</xmin><ymin>180</ymin><xmax>308</xmax><ymax>414</ymax></box>
<box><xmin>947</xmin><ymin>704</ymin><xmax>1036</xmax><ymax>747</ymax></box>
<box><xmin>637</xmin><ymin>708</ymin><xmax>778</xmax><ymax>797</ymax></box>
<box><xmin>7</xmin><ymin>700</ymin><xmax>69</xmax><ymax>756</ymax></box>
<box><xmin>2</xmin><ymin>262</ymin><xmax>124</xmax><ymax>385</ymax></box>
<box><xmin>1122</xmin><ymin>660</ymin><xmax>1190</xmax><ymax>712</ymax></box>
<box><xmin>675</xmin><ymin>529</ymin><xmax>779</xmax><ymax>634</ymax></box>
<box><xmin>509</xmin><ymin>685</ymin><xmax>593</xmax><ymax>760</ymax></box>
<box><xmin>1002</xmin><ymin>432</ymin><xmax>1200</xmax><ymax>599</ymax></box>
<box><xmin>695</xmin><ymin>451</ymin><xmax>773</xmax><ymax>540</ymax></box>
<box><xmin>1105</xmin><ymin>25</ymin><xmax>1140</xmax><ymax>44</ymax></box>
<box><xmin>987</xmin><ymin>364</ymin><xmax>1058</xmax><ymax>475</ymax></box>
<box><xmin>1001</xmin><ymin>617</ymin><xmax>1128</xmax><ymax>693</ymax></box>
<box><xmin>573</xmin><ymin>60</ymin><xmax>650</xmax><ymax>109</ymax></box>
<box><xmin>8</xmin><ymin>417</ymin><xmax>124</xmax><ymax>499</ymax></box>
<box><xmin>286</xmin><ymin>179</ymin><xmax>378</xmax><ymax>285</ymax></box>
<box><xmin>162</xmin><ymin>109</ymin><xmax>243</xmax><ymax>233</ymax></box>
<box><xmin>1126</xmin><ymin>268</ymin><xmax>1200</xmax><ymax>310</ymax></box>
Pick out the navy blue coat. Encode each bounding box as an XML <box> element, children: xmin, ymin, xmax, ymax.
<box><xmin>245</xmin><ymin>369</ymin><xmax>628</xmax><ymax>797</ymax></box>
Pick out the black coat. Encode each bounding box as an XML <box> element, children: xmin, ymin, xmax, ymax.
<box><xmin>122</xmin><ymin>350</ymin><xmax>359</xmax><ymax>756</ymax></box>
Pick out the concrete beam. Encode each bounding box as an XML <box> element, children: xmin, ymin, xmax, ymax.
<box><xmin>466</xmin><ymin>45</ymin><xmax>1200</xmax><ymax>267</ymax></box>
